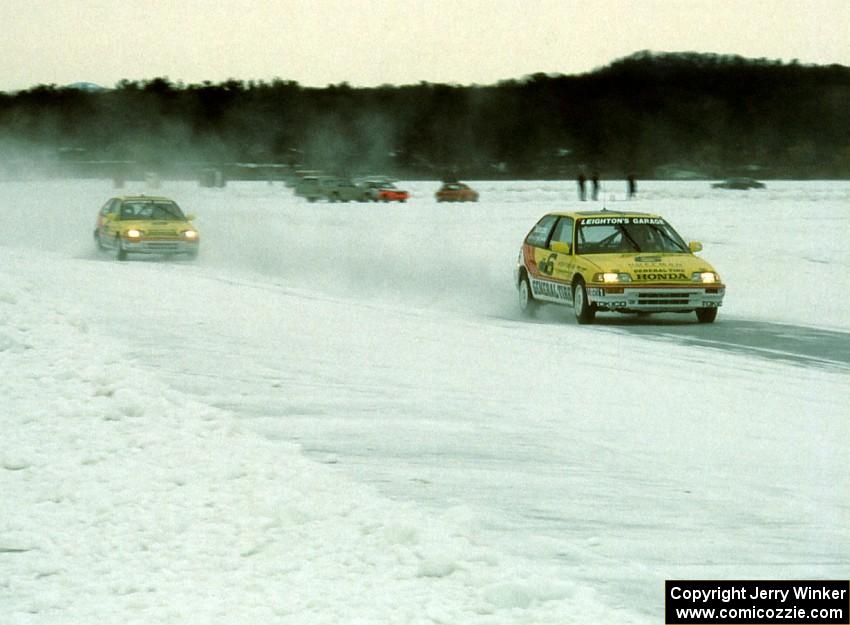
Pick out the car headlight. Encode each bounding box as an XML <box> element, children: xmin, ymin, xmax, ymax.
<box><xmin>692</xmin><ymin>271</ymin><xmax>719</xmax><ymax>283</ymax></box>
<box><xmin>593</xmin><ymin>272</ymin><xmax>632</xmax><ymax>283</ymax></box>
<box><xmin>181</xmin><ymin>229</ymin><xmax>198</xmax><ymax>240</ymax></box>
<box><xmin>125</xmin><ymin>228</ymin><xmax>142</xmax><ymax>239</ymax></box>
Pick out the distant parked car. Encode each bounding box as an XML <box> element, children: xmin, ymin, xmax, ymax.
<box><xmin>322</xmin><ymin>178</ymin><xmax>371</xmax><ymax>202</ymax></box>
<box><xmin>294</xmin><ymin>175</ymin><xmax>335</xmax><ymax>202</ymax></box>
<box><xmin>94</xmin><ymin>195</ymin><xmax>199</xmax><ymax>261</ymax></box>
<box><xmin>712</xmin><ymin>177</ymin><xmax>766</xmax><ymax>190</ymax></box>
<box><xmin>360</xmin><ymin>179</ymin><xmax>410</xmax><ymax>202</ymax></box>
<box><xmin>436</xmin><ymin>181</ymin><xmax>478</xmax><ymax>202</ymax></box>
<box><xmin>294</xmin><ymin>176</ymin><xmax>370</xmax><ymax>202</ymax></box>
<box><xmin>285</xmin><ymin>169</ymin><xmax>323</xmax><ymax>188</ymax></box>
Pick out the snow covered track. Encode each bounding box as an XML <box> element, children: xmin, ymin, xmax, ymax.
<box><xmin>0</xmin><ymin>251</ymin><xmax>633</xmax><ymax>624</ymax></box>
<box><xmin>1</xmin><ymin>179</ymin><xmax>848</xmax><ymax>623</ymax></box>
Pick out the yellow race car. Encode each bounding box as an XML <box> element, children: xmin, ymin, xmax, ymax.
<box><xmin>514</xmin><ymin>210</ymin><xmax>725</xmax><ymax>323</ymax></box>
<box><xmin>94</xmin><ymin>195</ymin><xmax>199</xmax><ymax>260</ymax></box>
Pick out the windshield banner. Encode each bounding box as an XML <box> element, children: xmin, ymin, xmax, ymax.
<box><xmin>581</xmin><ymin>217</ymin><xmax>665</xmax><ymax>225</ymax></box>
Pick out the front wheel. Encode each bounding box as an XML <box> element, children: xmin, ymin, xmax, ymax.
<box><xmin>696</xmin><ymin>308</ymin><xmax>718</xmax><ymax>323</ymax></box>
<box><xmin>573</xmin><ymin>279</ymin><xmax>596</xmax><ymax>324</ymax></box>
<box><xmin>115</xmin><ymin>237</ymin><xmax>128</xmax><ymax>261</ymax></box>
<box><xmin>518</xmin><ymin>275</ymin><xmax>538</xmax><ymax>316</ymax></box>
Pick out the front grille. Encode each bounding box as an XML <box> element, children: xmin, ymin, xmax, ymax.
<box><xmin>145</xmin><ymin>242</ymin><xmax>179</xmax><ymax>250</ymax></box>
<box><xmin>636</xmin><ymin>292</ymin><xmax>692</xmax><ymax>305</ymax></box>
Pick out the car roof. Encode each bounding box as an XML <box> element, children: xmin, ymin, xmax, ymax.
<box><xmin>114</xmin><ymin>195</ymin><xmax>175</xmax><ymax>202</ymax></box>
<box><xmin>547</xmin><ymin>209</ymin><xmax>663</xmax><ymax>219</ymax></box>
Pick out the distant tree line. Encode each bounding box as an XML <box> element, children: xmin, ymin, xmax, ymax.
<box><xmin>1</xmin><ymin>51</ymin><xmax>849</xmax><ymax>179</ymax></box>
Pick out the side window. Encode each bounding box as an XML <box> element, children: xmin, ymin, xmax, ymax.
<box><xmin>525</xmin><ymin>215</ymin><xmax>558</xmax><ymax>248</ymax></box>
<box><xmin>100</xmin><ymin>199</ymin><xmax>114</xmax><ymax>216</ymax></box>
<box><xmin>550</xmin><ymin>217</ymin><xmax>574</xmax><ymax>246</ymax></box>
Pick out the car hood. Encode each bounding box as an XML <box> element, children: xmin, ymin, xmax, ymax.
<box><xmin>578</xmin><ymin>253</ymin><xmax>721</xmax><ymax>283</ymax></box>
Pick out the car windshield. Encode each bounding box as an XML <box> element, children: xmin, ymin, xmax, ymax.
<box><xmin>120</xmin><ymin>201</ymin><xmax>186</xmax><ymax>221</ymax></box>
<box><xmin>576</xmin><ymin>217</ymin><xmax>688</xmax><ymax>254</ymax></box>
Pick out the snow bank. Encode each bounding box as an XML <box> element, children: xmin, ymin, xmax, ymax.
<box><xmin>0</xmin><ymin>249</ymin><xmax>638</xmax><ymax>624</ymax></box>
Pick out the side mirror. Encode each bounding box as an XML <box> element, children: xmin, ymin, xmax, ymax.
<box><xmin>186</xmin><ymin>213</ymin><xmax>197</xmax><ymax>221</ymax></box>
<box><xmin>550</xmin><ymin>241</ymin><xmax>571</xmax><ymax>254</ymax></box>
<box><xmin>689</xmin><ymin>241</ymin><xmax>703</xmax><ymax>253</ymax></box>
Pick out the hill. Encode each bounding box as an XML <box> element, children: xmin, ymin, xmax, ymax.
<box><xmin>1</xmin><ymin>51</ymin><xmax>848</xmax><ymax>179</ymax></box>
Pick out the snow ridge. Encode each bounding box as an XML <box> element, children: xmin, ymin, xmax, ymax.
<box><xmin>0</xmin><ymin>254</ymin><xmax>635</xmax><ymax>624</ymax></box>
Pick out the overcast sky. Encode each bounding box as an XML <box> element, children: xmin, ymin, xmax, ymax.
<box><xmin>2</xmin><ymin>0</ymin><xmax>848</xmax><ymax>91</ymax></box>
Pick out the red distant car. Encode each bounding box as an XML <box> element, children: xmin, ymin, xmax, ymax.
<box><xmin>436</xmin><ymin>181</ymin><xmax>478</xmax><ymax>202</ymax></box>
<box><xmin>361</xmin><ymin>180</ymin><xmax>410</xmax><ymax>202</ymax></box>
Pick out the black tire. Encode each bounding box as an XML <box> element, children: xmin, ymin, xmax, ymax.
<box><xmin>696</xmin><ymin>308</ymin><xmax>718</xmax><ymax>323</ymax></box>
<box><xmin>573</xmin><ymin>278</ymin><xmax>596</xmax><ymax>324</ymax></box>
<box><xmin>518</xmin><ymin>274</ymin><xmax>538</xmax><ymax>316</ymax></box>
<box><xmin>115</xmin><ymin>237</ymin><xmax>128</xmax><ymax>261</ymax></box>
<box><xmin>94</xmin><ymin>230</ymin><xmax>106</xmax><ymax>250</ymax></box>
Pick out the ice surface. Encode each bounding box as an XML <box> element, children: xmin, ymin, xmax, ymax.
<box><xmin>1</xmin><ymin>179</ymin><xmax>848</xmax><ymax>624</ymax></box>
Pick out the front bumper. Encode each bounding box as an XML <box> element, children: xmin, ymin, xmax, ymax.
<box><xmin>122</xmin><ymin>238</ymin><xmax>198</xmax><ymax>255</ymax></box>
<box><xmin>586</xmin><ymin>284</ymin><xmax>725</xmax><ymax>312</ymax></box>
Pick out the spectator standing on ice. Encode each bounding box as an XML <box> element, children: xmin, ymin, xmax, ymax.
<box><xmin>577</xmin><ymin>173</ymin><xmax>587</xmax><ymax>201</ymax></box>
<box><xmin>591</xmin><ymin>172</ymin><xmax>600</xmax><ymax>200</ymax></box>
<box><xmin>627</xmin><ymin>174</ymin><xmax>637</xmax><ymax>198</ymax></box>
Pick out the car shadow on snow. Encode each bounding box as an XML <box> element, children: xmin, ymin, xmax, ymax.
<box><xmin>514</xmin><ymin>306</ymin><xmax>850</xmax><ymax>371</ymax></box>
<box><xmin>83</xmin><ymin>248</ymin><xmax>197</xmax><ymax>264</ymax></box>
<box><xmin>595</xmin><ymin>313</ymin><xmax>850</xmax><ymax>372</ymax></box>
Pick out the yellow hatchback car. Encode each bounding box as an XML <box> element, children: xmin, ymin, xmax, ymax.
<box><xmin>94</xmin><ymin>195</ymin><xmax>199</xmax><ymax>260</ymax></box>
<box><xmin>514</xmin><ymin>210</ymin><xmax>725</xmax><ymax>323</ymax></box>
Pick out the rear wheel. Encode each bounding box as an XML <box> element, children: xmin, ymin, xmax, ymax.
<box><xmin>573</xmin><ymin>278</ymin><xmax>596</xmax><ymax>324</ymax></box>
<box><xmin>518</xmin><ymin>274</ymin><xmax>538</xmax><ymax>316</ymax></box>
<box><xmin>696</xmin><ymin>308</ymin><xmax>718</xmax><ymax>323</ymax></box>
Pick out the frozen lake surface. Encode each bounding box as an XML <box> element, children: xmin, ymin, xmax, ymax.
<box><xmin>1</xmin><ymin>179</ymin><xmax>848</xmax><ymax>624</ymax></box>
